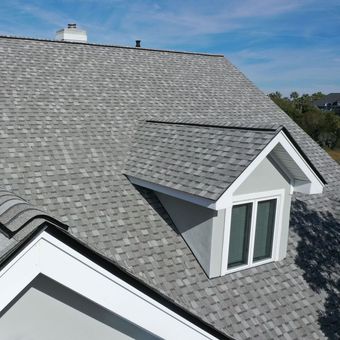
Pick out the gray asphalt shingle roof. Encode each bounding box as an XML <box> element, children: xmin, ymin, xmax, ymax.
<box><xmin>126</xmin><ymin>120</ymin><xmax>280</xmax><ymax>200</ymax></box>
<box><xmin>0</xmin><ymin>36</ymin><xmax>339</xmax><ymax>339</ymax></box>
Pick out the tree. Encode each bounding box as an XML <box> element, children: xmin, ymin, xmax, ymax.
<box><xmin>311</xmin><ymin>91</ymin><xmax>326</xmax><ymax>102</ymax></box>
<box><xmin>268</xmin><ymin>91</ymin><xmax>340</xmax><ymax>149</ymax></box>
<box><xmin>269</xmin><ymin>91</ymin><xmax>282</xmax><ymax>100</ymax></box>
<box><xmin>290</xmin><ymin>91</ymin><xmax>299</xmax><ymax>100</ymax></box>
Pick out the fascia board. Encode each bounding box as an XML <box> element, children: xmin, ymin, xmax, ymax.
<box><xmin>128</xmin><ymin>176</ymin><xmax>217</xmax><ymax>209</ymax></box>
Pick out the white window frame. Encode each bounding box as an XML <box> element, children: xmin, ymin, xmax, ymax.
<box><xmin>221</xmin><ymin>189</ymin><xmax>284</xmax><ymax>275</ymax></box>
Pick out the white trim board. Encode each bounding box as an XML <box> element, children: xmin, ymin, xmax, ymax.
<box><xmin>129</xmin><ymin>130</ymin><xmax>324</xmax><ymax>211</ymax></box>
<box><xmin>0</xmin><ymin>231</ymin><xmax>220</xmax><ymax>340</ymax></box>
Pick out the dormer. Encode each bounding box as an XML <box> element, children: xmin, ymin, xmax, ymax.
<box><xmin>125</xmin><ymin>120</ymin><xmax>325</xmax><ymax>278</ymax></box>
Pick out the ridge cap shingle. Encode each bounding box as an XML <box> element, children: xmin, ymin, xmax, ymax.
<box><xmin>0</xmin><ymin>35</ymin><xmax>225</xmax><ymax>58</ymax></box>
<box><xmin>145</xmin><ymin>118</ymin><xmax>282</xmax><ymax>132</ymax></box>
<box><xmin>0</xmin><ymin>189</ymin><xmax>67</xmax><ymax>239</ymax></box>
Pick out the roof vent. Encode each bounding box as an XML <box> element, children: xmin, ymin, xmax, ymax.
<box><xmin>56</xmin><ymin>23</ymin><xmax>87</xmax><ymax>43</ymax></box>
<box><xmin>135</xmin><ymin>40</ymin><xmax>141</xmax><ymax>48</ymax></box>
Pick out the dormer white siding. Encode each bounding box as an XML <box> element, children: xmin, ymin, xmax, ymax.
<box><xmin>156</xmin><ymin>192</ymin><xmax>225</xmax><ymax>277</ymax></box>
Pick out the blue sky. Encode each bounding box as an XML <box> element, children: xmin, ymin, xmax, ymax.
<box><xmin>1</xmin><ymin>0</ymin><xmax>339</xmax><ymax>95</ymax></box>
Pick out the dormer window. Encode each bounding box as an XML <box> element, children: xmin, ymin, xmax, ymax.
<box><xmin>125</xmin><ymin>120</ymin><xmax>326</xmax><ymax>278</ymax></box>
<box><xmin>226</xmin><ymin>194</ymin><xmax>280</xmax><ymax>273</ymax></box>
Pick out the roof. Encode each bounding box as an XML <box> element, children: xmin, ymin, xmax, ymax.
<box><xmin>0</xmin><ymin>35</ymin><xmax>340</xmax><ymax>339</ymax></box>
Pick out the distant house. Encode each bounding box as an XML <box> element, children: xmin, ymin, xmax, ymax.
<box><xmin>314</xmin><ymin>93</ymin><xmax>340</xmax><ymax>114</ymax></box>
<box><xmin>0</xmin><ymin>24</ymin><xmax>339</xmax><ymax>339</ymax></box>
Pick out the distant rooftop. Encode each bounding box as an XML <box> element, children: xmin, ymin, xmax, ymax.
<box><xmin>314</xmin><ymin>92</ymin><xmax>340</xmax><ymax>106</ymax></box>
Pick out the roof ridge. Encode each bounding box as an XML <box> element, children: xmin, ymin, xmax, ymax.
<box><xmin>0</xmin><ymin>35</ymin><xmax>224</xmax><ymax>58</ymax></box>
<box><xmin>145</xmin><ymin>119</ymin><xmax>281</xmax><ymax>132</ymax></box>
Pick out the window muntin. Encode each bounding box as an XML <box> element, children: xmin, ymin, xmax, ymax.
<box><xmin>228</xmin><ymin>203</ymin><xmax>252</xmax><ymax>268</ymax></box>
<box><xmin>227</xmin><ymin>197</ymin><xmax>278</xmax><ymax>270</ymax></box>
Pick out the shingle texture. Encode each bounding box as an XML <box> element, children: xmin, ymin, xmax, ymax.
<box><xmin>0</xmin><ymin>36</ymin><xmax>339</xmax><ymax>339</ymax></box>
<box><xmin>126</xmin><ymin>121</ymin><xmax>279</xmax><ymax>200</ymax></box>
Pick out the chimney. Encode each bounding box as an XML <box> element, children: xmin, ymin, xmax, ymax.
<box><xmin>56</xmin><ymin>23</ymin><xmax>87</xmax><ymax>43</ymax></box>
<box><xmin>135</xmin><ymin>40</ymin><xmax>141</xmax><ymax>48</ymax></box>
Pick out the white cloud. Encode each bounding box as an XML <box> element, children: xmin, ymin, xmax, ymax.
<box><xmin>227</xmin><ymin>0</ymin><xmax>302</xmax><ymax>18</ymax></box>
<box><xmin>70</xmin><ymin>0</ymin><xmax>308</xmax><ymax>45</ymax></box>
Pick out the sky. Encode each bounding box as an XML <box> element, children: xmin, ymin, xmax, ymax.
<box><xmin>0</xmin><ymin>0</ymin><xmax>339</xmax><ymax>96</ymax></box>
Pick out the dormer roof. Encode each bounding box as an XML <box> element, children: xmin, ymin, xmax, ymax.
<box><xmin>125</xmin><ymin>120</ymin><xmax>325</xmax><ymax>208</ymax></box>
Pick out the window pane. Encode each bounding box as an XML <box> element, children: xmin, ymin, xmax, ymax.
<box><xmin>253</xmin><ymin>199</ymin><xmax>277</xmax><ymax>262</ymax></box>
<box><xmin>228</xmin><ymin>203</ymin><xmax>252</xmax><ymax>268</ymax></box>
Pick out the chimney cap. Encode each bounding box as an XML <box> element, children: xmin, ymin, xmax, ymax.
<box><xmin>135</xmin><ymin>40</ymin><xmax>141</xmax><ymax>48</ymax></box>
<box><xmin>56</xmin><ymin>23</ymin><xmax>87</xmax><ymax>43</ymax></box>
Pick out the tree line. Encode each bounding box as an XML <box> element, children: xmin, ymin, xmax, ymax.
<box><xmin>268</xmin><ymin>91</ymin><xmax>340</xmax><ymax>149</ymax></box>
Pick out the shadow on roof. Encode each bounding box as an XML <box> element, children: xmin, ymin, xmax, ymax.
<box><xmin>134</xmin><ymin>185</ymin><xmax>179</xmax><ymax>235</ymax></box>
<box><xmin>290</xmin><ymin>199</ymin><xmax>340</xmax><ymax>339</ymax></box>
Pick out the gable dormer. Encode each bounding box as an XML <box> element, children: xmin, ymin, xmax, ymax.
<box><xmin>125</xmin><ymin>120</ymin><xmax>325</xmax><ymax>278</ymax></box>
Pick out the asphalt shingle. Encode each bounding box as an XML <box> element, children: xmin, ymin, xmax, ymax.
<box><xmin>0</xmin><ymin>36</ymin><xmax>339</xmax><ymax>339</ymax></box>
<box><xmin>126</xmin><ymin>120</ymin><xmax>279</xmax><ymax>200</ymax></box>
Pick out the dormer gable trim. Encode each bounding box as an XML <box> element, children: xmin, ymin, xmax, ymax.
<box><xmin>214</xmin><ymin>129</ymin><xmax>325</xmax><ymax>210</ymax></box>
